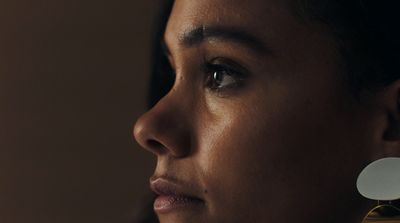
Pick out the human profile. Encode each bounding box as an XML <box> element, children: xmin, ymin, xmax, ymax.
<box><xmin>133</xmin><ymin>0</ymin><xmax>400</xmax><ymax>222</ymax></box>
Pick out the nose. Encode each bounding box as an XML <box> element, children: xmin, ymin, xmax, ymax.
<box><xmin>133</xmin><ymin>91</ymin><xmax>192</xmax><ymax>158</ymax></box>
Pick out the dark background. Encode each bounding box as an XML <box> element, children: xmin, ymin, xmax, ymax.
<box><xmin>0</xmin><ymin>0</ymin><xmax>156</xmax><ymax>222</ymax></box>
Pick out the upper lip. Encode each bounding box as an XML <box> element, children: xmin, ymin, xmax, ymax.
<box><xmin>150</xmin><ymin>176</ymin><xmax>204</xmax><ymax>201</ymax></box>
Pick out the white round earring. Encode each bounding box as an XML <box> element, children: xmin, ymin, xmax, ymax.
<box><xmin>357</xmin><ymin>157</ymin><xmax>400</xmax><ymax>222</ymax></box>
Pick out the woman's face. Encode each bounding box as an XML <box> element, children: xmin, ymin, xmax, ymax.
<box><xmin>134</xmin><ymin>0</ymin><xmax>378</xmax><ymax>222</ymax></box>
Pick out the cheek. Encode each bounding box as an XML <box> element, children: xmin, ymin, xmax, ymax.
<box><xmin>194</xmin><ymin>84</ymin><xmax>368</xmax><ymax>220</ymax></box>
<box><xmin>195</xmin><ymin>92</ymin><xmax>304</xmax><ymax>218</ymax></box>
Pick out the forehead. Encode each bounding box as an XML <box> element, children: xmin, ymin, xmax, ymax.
<box><xmin>165</xmin><ymin>0</ymin><xmax>297</xmax><ymax>47</ymax></box>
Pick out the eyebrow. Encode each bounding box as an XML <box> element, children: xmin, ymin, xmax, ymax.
<box><xmin>162</xmin><ymin>25</ymin><xmax>271</xmax><ymax>56</ymax></box>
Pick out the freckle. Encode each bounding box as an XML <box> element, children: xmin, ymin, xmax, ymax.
<box><xmin>204</xmin><ymin>189</ymin><xmax>208</xmax><ymax>194</ymax></box>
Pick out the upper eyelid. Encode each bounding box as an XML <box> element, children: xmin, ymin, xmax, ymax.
<box><xmin>160</xmin><ymin>39</ymin><xmax>250</xmax><ymax>77</ymax></box>
<box><xmin>205</xmin><ymin>64</ymin><xmax>239</xmax><ymax>76</ymax></box>
<box><xmin>206</xmin><ymin>58</ymin><xmax>249</xmax><ymax>76</ymax></box>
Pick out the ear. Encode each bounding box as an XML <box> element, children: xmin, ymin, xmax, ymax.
<box><xmin>376</xmin><ymin>80</ymin><xmax>400</xmax><ymax>157</ymax></box>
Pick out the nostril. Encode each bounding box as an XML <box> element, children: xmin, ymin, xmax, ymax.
<box><xmin>146</xmin><ymin>139</ymin><xmax>167</xmax><ymax>155</ymax></box>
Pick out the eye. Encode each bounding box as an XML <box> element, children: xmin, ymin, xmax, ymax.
<box><xmin>209</xmin><ymin>67</ymin><xmax>238</xmax><ymax>89</ymax></box>
<box><xmin>205</xmin><ymin>59</ymin><xmax>246</xmax><ymax>92</ymax></box>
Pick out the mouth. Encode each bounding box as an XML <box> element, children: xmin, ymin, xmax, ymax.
<box><xmin>150</xmin><ymin>177</ymin><xmax>205</xmax><ymax>214</ymax></box>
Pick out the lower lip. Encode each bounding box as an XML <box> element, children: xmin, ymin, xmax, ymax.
<box><xmin>154</xmin><ymin>195</ymin><xmax>204</xmax><ymax>213</ymax></box>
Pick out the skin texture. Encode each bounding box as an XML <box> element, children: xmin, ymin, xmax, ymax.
<box><xmin>134</xmin><ymin>0</ymin><xmax>400</xmax><ymax>222</ymax></box>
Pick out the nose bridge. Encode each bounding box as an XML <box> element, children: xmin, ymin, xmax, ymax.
<box><xmin>133</xmin><ymin>84</ymin><xmax>193</xmax><ymax>158</ymax></box>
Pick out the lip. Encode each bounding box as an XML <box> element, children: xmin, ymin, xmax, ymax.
<box><xmin>150</xmin><ymin>177</ymin><xmax>205</xmax><ymax>214</ymax></box>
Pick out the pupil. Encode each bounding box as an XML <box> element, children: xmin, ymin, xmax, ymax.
<box><xmin>214</xmin><ymin>71</ymin><xmax>223</xmax><ymax>83</ymax></box>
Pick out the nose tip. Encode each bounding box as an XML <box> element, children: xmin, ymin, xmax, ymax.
<box><xmin>133</xmin><ymin>114</ymin><xmax>166</xmax><ymax>156</ymax></box>
<box><xmin>133</xmin><ymin>115</ymin><xmax>147</xmax><ymax>147</ymax></box>
<box><xmin>132</xmin><ymin>102</ymin><xmax>192</xmax><ymax>158</ymax></box>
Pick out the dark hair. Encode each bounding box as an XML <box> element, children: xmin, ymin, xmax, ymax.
<box><xmin>148</xmin><ymin>0</ymin><xmax>400</xmax><ymax>107</ymax></box>
<box><xmin>293</xmin><ymin>0</ymin><xmax>400</xmax><ymax>97</ymax></box>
